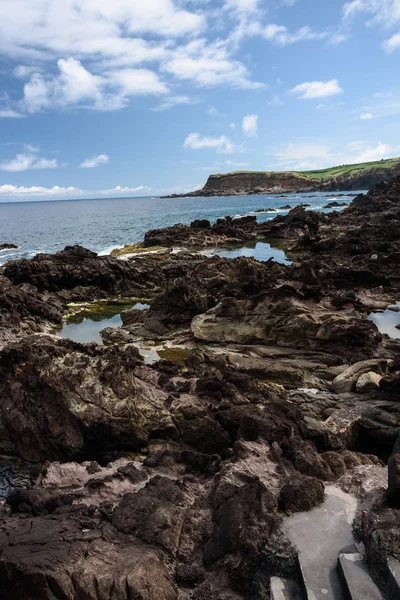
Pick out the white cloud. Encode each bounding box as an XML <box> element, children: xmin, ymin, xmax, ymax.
<box><xmin>0</xmin><ymin>108</ymin><xmax>25</xmax><ymax>118</ymax></box>
<box><xmin>21</xmin><ymin>59</ymin><xmax>168</xmax><ymax>113</ymax></box>
<box><xmin>0</xmin><ymin>152</ymin><xmax>59</xmax><ymax>172</ymax></box>
<box><xmin>290</xmin><ymin>79</ymin><xmax>343</xmax><ymax>99</ymax></box>
<box><xmin>383</xmin><ymin>32</ymin><xmax>400</xmax><ymax>52</ymax></box>
<box><xmin>14</xmin><ymin>65</ymin><xmax>38</xmax><ymax>78</ymax></box>
<box><xmin>98</xmin><ymin>185</ymin><xmax>151</xmax><ymax>195</ymax></box>
<box><xmin>230</xmin><ymin>122</ymin><xmax>236</xmax><ymax>129</ymax></box>
<box><xmin>343</xmin><ymin>0</ymin><xmax>400</xmax><ymax>27</ymax></box>
<box><xmin>0</xmin><ymin>183</ymin><xmax>152</xmax><ymax>200</ymax></box>
<box><xmin>360</xmin><ymin>112</ymin><xmax>374</xmax><ymax>119</ymax></box>
<box><xmin>162</xmin><ymin>39</ymin><xmax>265</xmax><ymax>89</ymax></box>
<box><xmin>272</xmin><ymin>140</ymin><xmax>399</xmax><ymax>170</ymax></box>
<box><xmin>0</xmin><ymin>0</ymin><xmax>267</xmax><ymax>114</ymax></box>
<box><xmin>224</xmin><ymin>0</ymin><xmax>260</xmax><ymax>13</ymax></box>
<box><xmin>152</xmin><ymin>95</ymin><xmax>194</xmax><ymax>111</ymax></box>
<box><xmin>109</xmin><ymin>68</ymin><xmax>168</xmax><ymax>95</ymax></box>
<box><xmin>184</xmin><ymin>132</ymin><xmax>235</xmax><ymax>153</ymax></box>
<box><xmin>242</xmin><ymin>113</ymin><xmax>258</xmax><ymax>136</ymax></box>
<box><xmin>0</xmin><ymin>185</ymin><xmax>80</xmax><ymax>197</ymax></box>
<box><xmin>259</xmin><ymin>24</ymin><xmax>328</xmax><ymax>46</ymax></box>
<box><xmin>33</xmin><ymin>158</ymin><xmax>59</xmax><ymax>169</ymax></box>
<box><xmin>207</xmin><ymin>106</ymin><xmax>226</xmax><ymax>116</ymax></box>
<box><xmin>80</xmin><ymin>154</ymin><xmax>110</xmax><ymax>169</ymax></box>
<box><xmin>341</xmin><ymin>1</ymin><xmax>400</xmax><ymax>51</ymax></box>
<box><xmin>24</xmin><ymin>144</ymin><xmax>40</xmax><ymax>152</ymax></box>
<box><xmin>1</xmin><ymin>0</ymin><xmax>205</xmax><ymax>62</ymax></box>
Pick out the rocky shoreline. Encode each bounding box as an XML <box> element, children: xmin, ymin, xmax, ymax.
<box><xmin>0</xmin><ymin>178</ymin><xmax>400</xmax><ymax>598</ymax></box>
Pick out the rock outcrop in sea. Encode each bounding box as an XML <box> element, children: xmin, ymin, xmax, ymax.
<box><xmin>0</xmin><ymin>177</ymin><xmax>400</xmax><ymax>598</ymax></box>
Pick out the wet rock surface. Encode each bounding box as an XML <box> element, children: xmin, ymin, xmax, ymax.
<box><xmin>1</xmin><ymin>177</ymin><xmax>400</xmax><ymax>597</ymax></box>
<box><xmin>0</xmin><ymin>243</ymin><xmax>17</xmax><ymax>251</ymax></box>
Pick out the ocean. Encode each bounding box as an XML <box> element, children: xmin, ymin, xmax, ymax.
<box><xmin>0</xmin><ymin>191</ymin><xmax>362</xmax><ymax>265</ymax></box>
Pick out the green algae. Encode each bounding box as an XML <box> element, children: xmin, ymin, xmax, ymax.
<box><xmin>64</xmin><ymin>298</ymin><xmax>150</xmax><ymax>324</ymax></box>
<box><xmin>156</xmin><ymin>346</ymin><xmax>191</xmax><ymax>362</ymax></box>
<box><xmin>110</xmin><ymin>243</ymin><xmax>168</xmax><ymax>257</ymax></box>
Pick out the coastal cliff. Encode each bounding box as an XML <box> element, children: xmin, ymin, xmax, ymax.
<box><xmin>165</xmin><ymin>157</ymin><xmax>400</xmax><ymax>197</ymax></box>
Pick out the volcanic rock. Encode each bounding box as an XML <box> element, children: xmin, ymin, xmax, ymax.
<box><xmin>356</xmin><ymin>371</ymin><xmax>383</xmax><ymax>394</ymax></box>
<box><xmin>0</xmin><ymin>243</ymin><xmax>17</xmax><ymax>251</ymax></box>
<box><xmin>3</xmin><ymin>245</ymin><xmax>163</xmax><ymax>301</ymax></box>
<box><xmin>0</xmin><ymin>336</ymin><xmax>176</xmax><ymax>462</ymax></box>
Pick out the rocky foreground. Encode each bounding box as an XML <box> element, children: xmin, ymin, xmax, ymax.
<box><xmin>0</xmin><ymin>178</ymin><xmax>400</xmax><ymax>598</ymax></box>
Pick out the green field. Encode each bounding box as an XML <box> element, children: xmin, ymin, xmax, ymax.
<box><xmin>209</xmin><ymin>157</ymin><xmax>400</xmax><ymax>181</ymax></box>
<box><xmin>298</xmin><ymin>157</ymin><xmax>400</xmax><ymax>180</ymax></box>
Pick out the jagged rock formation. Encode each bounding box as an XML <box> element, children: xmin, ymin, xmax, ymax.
<box><xmin>1</xmin><ymin>176</ymin><xmax>400</xmax><ymax>598</ymax></box>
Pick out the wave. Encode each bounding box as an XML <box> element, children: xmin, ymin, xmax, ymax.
<box><xmin>97</xmin><ymin>245</ymin><xmax>122</xmax><ymax>256</ymax></box>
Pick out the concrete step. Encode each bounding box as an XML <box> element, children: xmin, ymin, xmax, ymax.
<box><xmin>286</xmin><ymin>486</ymin><xmax>358</xmax><ymax>600</ymax></box>
<box><xmin>270</xmin><ymin>576</ymin><xmax>304</xmax><ymax>600</ymax></box>
<box><xmin>337</xmin><ymin>553</ymin><xmax>384</xmax><ymax>600</ymax></box>
<box><xmin>387</xmin><ymin>558</ymin><xmax>400</xmax><ymax>600</ymax></box>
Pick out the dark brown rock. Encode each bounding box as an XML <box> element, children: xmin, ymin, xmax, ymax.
<box><xmin>388</xmin><ymin>435</ymin><xmax>400</xmax><ymax>508</ymax></box>
<box><xmin>0</xmin><ymin>337</ymin><xmax>176</xmax><ymax>462</ymax></box>
<box><xmin>279</xmin><ymin>475</ymin><xmax>325</xmax><ymax>514</ymax></box>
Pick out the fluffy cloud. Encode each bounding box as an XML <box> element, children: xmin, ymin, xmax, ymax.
<box><xmin>258</xmin><ymin>24</ymin><xmax>327</xmax><ymax>46</ymax></box>
<box><xmin>0</xmin><ymin>151</ymin><xmax>59</xmax><ymax>171</ymax></box>
<box><xmin>184</xmin><ymin>132</ymin><xmax>235</xmax><ymax>153</ymax></box>
<box><xmin>0</xmin><ymin>185</ymin><xmax>79</xmax><ymax>197</ymax></box>
<box><xmin>14</xmin><ymin>65</ymin><xmax>38</xmax><ymax>78</ymax></box>
<box><xmin>22</xmin><ymin>59</ymin><xmax>168</xmax><ymax>113</ymax></box>
<box><xmin>80</xmin><ymin>154</ymin><xmax>110</xmax><ymax>168</ymax></box>
<box><xmin>224</xmin><ymin>0</ymin><xmax>260</xmax><ymax>13</ymax></box>
<box><xmin>1</xmin><ymin>0</ymin><xmax>205</xmax><ymax>61</ymax></box>
<box><xmin>360</xmin><ymin>112</ymin><xmax>374</xmax><ymax>119</ymax></box>
<box><xmin>162</xmin><ymin>39</ymin><xmax>264</xmax><ymax>89</ymax></box>
<box><xmin>242</xmin><ymin>114</ymin><xmax>258</xmax><ymax>136</ymax></box>
<box><xmin>0</xmin><ymin>108</ymin><xmax>24</xmax><ymax>118</ymax></box>
<box><xmin>290</xmin><ymin>79</ymin><xmax>343</xmax><ymax>99</ymax></box>
<box><xmin>273</xmin><ymin>140</ymin><xmax>398</xmax><ymax>170</ymax></box>
<box><xmin>1</xmin><ymin>1</ymin><xmax>267</xmax><ymax>114</ymax></box>
<box><xmin>383</xmin><ymin>33</ymin><xmax>400</xmax><ymax>52</ymax></box>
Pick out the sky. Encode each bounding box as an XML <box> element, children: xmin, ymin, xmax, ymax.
<box><xmin>1</xmin><ymin>0</ymin><xmax>400</xmax><ymax>201</ymax></box>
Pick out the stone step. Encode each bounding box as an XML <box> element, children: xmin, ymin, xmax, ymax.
<box><xmin>286</xmin><ymin>486</ymin><xmax>358</xmax><ymax>600</ymax></box>
<box><xmin>337</xmin><ymin>553</ymin><xmax>384</xmax><ymax>600</ymax></box>
<box><xmin>270</xmin><ymin>576</ymin><xmax>304</xmax><ymax>600</ymax></box>
<box><xmin>387</xmin><ymin>558</ymin><xmax>400</xmax><ymax>600</ymax></box>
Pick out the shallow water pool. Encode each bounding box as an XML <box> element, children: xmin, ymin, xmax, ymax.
<box><xmin>368</xmin><ymin>302</ymin><xmax>400</xmax><ymax>339</ymax></box>
<box><xmin>58</xmin><ymin>302</ymin><xmax>149</xmax><ymax>345</ymax></box>
<box><xmin>200</xmin><ymin>241</ymin><xmax>290</xmax><ymax>264</ymax></box>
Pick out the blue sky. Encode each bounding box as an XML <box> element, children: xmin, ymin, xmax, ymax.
<box><xmin>1</xmin><ymin>0</ymin><xmax>400</xmax><ymax>201</ymax></box>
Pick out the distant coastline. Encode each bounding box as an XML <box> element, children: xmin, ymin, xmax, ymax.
<box><xmin>162</xmin><ymin>156</ymin><xmax>400</xmax><ymax>198</ymax></box>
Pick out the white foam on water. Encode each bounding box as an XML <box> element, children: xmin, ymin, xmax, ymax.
<box><xmin>98</xmin><ymin>245</ymin><xmax>121</xmax><ymax>256</ymax></box>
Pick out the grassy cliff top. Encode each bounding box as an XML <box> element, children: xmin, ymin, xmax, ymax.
<box><xmin>209</xmin><ymin>156</ymin><xmax>400</xmax><ymax>181</ymax></box>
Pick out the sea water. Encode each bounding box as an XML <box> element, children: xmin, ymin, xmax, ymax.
<box><xmin>0</xmin><ymin>191</ymin><xmax>361</xmax><ymax>265</ymax></box>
